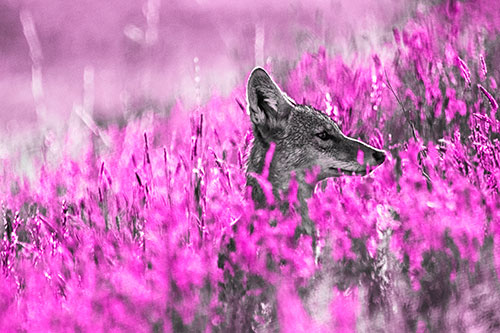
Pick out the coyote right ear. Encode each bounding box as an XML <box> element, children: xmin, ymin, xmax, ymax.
<box><xmin>246</xmin><ymin>67</ymin><xmax>294</xmax><ymax>133</ymax></box>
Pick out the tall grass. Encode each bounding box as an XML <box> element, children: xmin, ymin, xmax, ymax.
<box><xmin>1</xmin><ymin>1</ymin><xmax>500</xmax><ymax>331</ymax></box>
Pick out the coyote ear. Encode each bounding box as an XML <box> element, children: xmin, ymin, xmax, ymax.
<box><xmin>246</xmin><ymin>67</ymin><xmax>294</xmax><ymax>130</ymax></box>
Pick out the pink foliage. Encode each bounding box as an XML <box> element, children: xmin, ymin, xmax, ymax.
<box><xmin>1</xmin><ymin>0</ymin><xmax>500</xmax><ymax>331</ymax></box>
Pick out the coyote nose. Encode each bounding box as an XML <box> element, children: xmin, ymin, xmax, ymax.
<box><xmin>373</xmin><ymin>151</ymin><xmax>386</xmax><ymax>164</ymax></box>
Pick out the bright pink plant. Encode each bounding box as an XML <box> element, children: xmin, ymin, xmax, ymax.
<box><xmin>1</xmin><ymin>0</ymin><xmax>500</xmax><ymax>331</ymax></box>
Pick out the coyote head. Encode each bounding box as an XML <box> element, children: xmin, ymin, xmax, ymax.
<box><xmin>246</xmin><ymin>67</ymin><xmax>386</xmax><ymax>206</ymax></box>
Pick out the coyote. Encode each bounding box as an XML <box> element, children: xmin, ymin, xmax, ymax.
<box><xmin>246</xmin><ymin>67</ymin><xmax>386</xmax><ymax>230</ymax></box>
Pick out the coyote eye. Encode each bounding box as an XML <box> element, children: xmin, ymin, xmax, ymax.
<box><xmin>316</xmin><ymin>131</ymin><xmax>330</xmax><ymax>141</ymax></box>
<box><xmin>316</xmin><ymin>131</ymin><xmax>341</xmax><ymax>144</ymax></box>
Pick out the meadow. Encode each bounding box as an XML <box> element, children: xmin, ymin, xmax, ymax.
<box><xmin>1</xmin><ymin>0</ymin><xmax>500</xmax><ymax>331</ymax></box>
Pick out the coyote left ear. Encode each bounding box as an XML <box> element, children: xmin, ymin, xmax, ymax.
<box><xmin>246</xmin><ymin>67</ymin><xmax>294</xmax><ymax>131</ymax></box>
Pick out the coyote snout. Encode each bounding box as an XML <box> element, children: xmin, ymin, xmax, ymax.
<box><xmin>245</xmin><ymin>67</ymin><xmax>386</xmax><ymax>208</ymax></box>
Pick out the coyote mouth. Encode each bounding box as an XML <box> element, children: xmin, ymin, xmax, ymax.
<box><xmin>328</xmin><ymin>167</ymin><xmax>369</xmax><ymax>176</ymax></box>
<box><xmin>341</xmin><ymin>169</ymin><xmax>367</xmax><ymax>176</ymax></box>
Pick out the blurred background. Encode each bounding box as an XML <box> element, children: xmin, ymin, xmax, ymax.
<box><xmin>0</xmin><ymin>0</ymin><xmax>418</xmax><ymax>126</ymax></box>
<box><xmin>0</xmin><ymin>0</ymin><xmax>418</xmax><ymax>173</ymax></box>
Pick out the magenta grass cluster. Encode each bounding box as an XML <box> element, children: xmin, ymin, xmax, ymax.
<box><xmin>1</xmin><ymin>1</ymin><xmax>500</xmax><ymax>331</ymax></box>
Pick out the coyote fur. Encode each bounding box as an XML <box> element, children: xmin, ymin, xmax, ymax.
<box><xmin>246</xmin><ymin>67</ymin><xmax>386</xmax><ymax>230</ymax></box>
